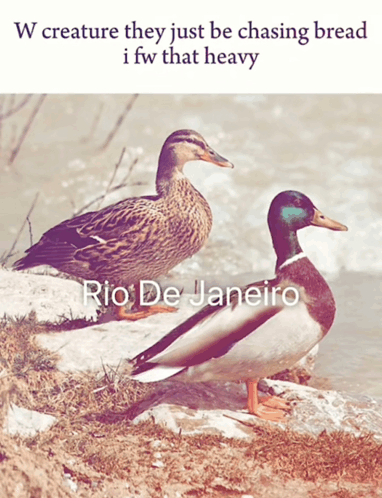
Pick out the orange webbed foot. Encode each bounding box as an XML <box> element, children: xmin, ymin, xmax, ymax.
<box><xmin>249</xmin><ymin>403</ymin><xmax>287</xmax><ymax>422</ymax></box>
<box><xmin>116</xmin><ymin>304</ymin><xmax>178</xmax><ymax>321</ymax></box>
<box><xmin>246</xmin><ymin>379</ymin><xmax>289</xmax><ymax>422</ymax></box>
<box><xmin>260</xmin><ymin>395</ymin><xmax>290</xmax><ymax>411</ymax></box>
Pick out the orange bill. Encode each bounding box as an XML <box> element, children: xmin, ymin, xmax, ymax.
<box><xmin>312</xmin><ymin>209</ymin><xmax>348</xmax><ymax>231</ymax></box>
<box><xmin>200</xmin><ymin>148</ymin><xmax>234</xmax><ymax>168</ymax></box>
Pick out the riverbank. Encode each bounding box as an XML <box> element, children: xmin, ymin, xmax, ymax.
<box><xmin>1</xmin><ymin>274</ymin><xmax>382</xmax><ymax>497</ymax></box>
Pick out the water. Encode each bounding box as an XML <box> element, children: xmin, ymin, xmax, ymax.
<box><xmin>0</xmin><ymin>94</ymin><xmax>381</xmax><ymax>398</ymax></box>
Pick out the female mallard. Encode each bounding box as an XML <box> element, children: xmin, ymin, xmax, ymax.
<box><xmin>13</xmin><ymin>130</ymin><xmax>233</xmax><ymax>320</ymax></box>
<box><xmin>130</xmin><ymin>191</ymin><xmax>348</xmax><ymax>421</ymax></box>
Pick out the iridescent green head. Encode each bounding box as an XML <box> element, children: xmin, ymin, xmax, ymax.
<box><xmin>268</xmin><ymin>190</ymin><xmax>347</xmax><ymax>268</ymax></box>
<box><xmin>268</xmin><ymin>191</ymin><xmax>316</xmax><ymax>232</ymax></box>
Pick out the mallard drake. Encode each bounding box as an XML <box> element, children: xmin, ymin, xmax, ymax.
<box><xmin>130</xmin><ymin>191</ymin><xmax>348</xmax><ymax>421</ymax></box>
<box><xmin>13</xmin><ymin>130</ymin><xmax>233</xmax><ymax>320</ymax></box>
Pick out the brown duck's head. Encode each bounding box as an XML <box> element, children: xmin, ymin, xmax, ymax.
<box><xmin>158</xmin><ymin>130</ymin><xmax>234</xmax><ymax>175</ymax></box>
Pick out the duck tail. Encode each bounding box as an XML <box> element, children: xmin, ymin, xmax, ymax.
<box><xmin>131</xmin><ymin>362</ymin><xmax>185</xmax><ymax>383</ymax></box>
<box><xmin>12</xmin><ymin>238</ymin><xmax>68</xmax><ymax>271</ymax></box>
<box><xmin>13</xmin><ymin>248</ymin><xmax>41</xmax><ymax>271</ymax></box>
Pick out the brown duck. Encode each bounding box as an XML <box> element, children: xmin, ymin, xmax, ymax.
<box><xmin>14</xmin><ymin>129</ymin><xmax>234</xmax><ymax>320</ymax></box>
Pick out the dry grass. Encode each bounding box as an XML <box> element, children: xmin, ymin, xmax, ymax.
<box><xmin>1</xmin><ymin>316</ymin><xmax>382</xmax><ymax>497</ymax></box>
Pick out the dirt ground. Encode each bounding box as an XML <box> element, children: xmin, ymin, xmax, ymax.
<box><xmin>1</xmin><ymin>316</ymin><xmax>382</xmax><ymax>498</ymax></box>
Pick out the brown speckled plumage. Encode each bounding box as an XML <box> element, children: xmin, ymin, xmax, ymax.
<box><xmin>13</xmin><ymin>130</ymin><xmax>233</xmax><ymax>288</ymax></box>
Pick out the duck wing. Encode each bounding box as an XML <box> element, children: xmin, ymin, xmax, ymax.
<box><xmin>13</xmin><ymin>195</ymin><xmax>160</xmax><ymax>270</ymax></box>
<box><xmin>131</xmin><ymin>278</ymin><xmax>286</xmax><ymax>377</ymax></box>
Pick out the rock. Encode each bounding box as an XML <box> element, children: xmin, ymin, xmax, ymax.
<box><xmin>261</xmin><ymin>380</ymin><xmax>382</xmax><ymax>438</ymax></box>
<box><xmin>4</xmin><ymin>403</ymin><xmax>57</xmax><ymax>437</ymax></box>
<box><xmin>133</xmin><ymin>403</ymin><xmax>255</xmax><ymax>439</ymax></box>
<box><xmin>63</xmin><ymin>473</ymin><xmax>78</xmax><ymax>493</ymax></box>
<box><xmin>150</xmin><ymin>440</ymin><xmax>162</xmax><ymax>449</ymax></box>
<box><xmin>132</xmin><ymin>380</ymin><xmax>382</xmax><ymax>440</ymax></box>
<box><xmin>0</xmin><ymin>269</ymin><xmax>98</xmax><ymax>322</ymax></box>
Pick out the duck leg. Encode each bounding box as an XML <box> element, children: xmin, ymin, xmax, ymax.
<box><xmin>115</xmin><ymin>286</ymin><xmax>177</xmax><ymax>321</ymax></box>
<box><xmin>246</xmin><ymin>379</ymin><xmax>289</xmax><ymax>422</ymax></box>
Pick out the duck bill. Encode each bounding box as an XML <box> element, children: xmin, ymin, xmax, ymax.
<box><xmin>200</xmin><ymin>149</ymin><xmax>234</xmax><ymax>168</ymax></box>
<box><xmin>311</xmin><ymin>209</ymin><xmax>348</xmax><ymax>231</ymax></box>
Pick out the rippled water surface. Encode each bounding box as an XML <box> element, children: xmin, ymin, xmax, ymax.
<box><xmin>0</xmin><ymin>94</ymin><xmax>381</xmax><ymax>397</ymax></box>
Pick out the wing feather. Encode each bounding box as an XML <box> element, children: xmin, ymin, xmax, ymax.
<box><xmin>131</xmin><ymin>278</ymin><xmax>284</xmax><ymax>375</ymax></box>
<box><xmin>13</xmin><ymin>194</ymin><xmax>160</xmax><ymax>270</ymax></box>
